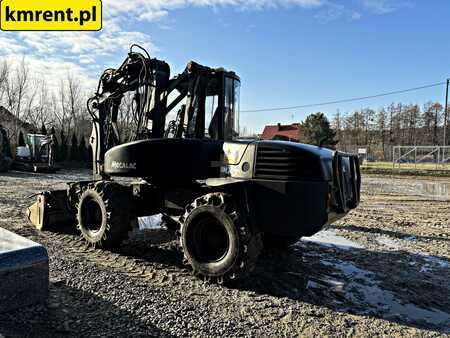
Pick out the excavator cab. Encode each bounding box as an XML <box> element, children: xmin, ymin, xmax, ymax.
<box><xmin>165</xmin><ymin>65</ymin><xmax>240</xmax><ymax>141</ymax></box>
<box><xmin>86</xmin><ymin>51</ymin><xmax>241</xmax><ymax>179</ymax></box>
<box><xmin>210</xmin><ymin>74</ymin><xmax>240</xmax><ymax>141</ymax></box>
<box><xmin>101</xmin><ymin>69</ymin><xmax>241</xmax><ymax>179</ymax></box>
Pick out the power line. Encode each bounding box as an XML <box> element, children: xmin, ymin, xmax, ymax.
<box><xmin>241</xmin><ymin>81</ymin><xmax>447</xmax><ymax>113</ymax></box>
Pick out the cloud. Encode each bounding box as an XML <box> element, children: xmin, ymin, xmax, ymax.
<box><xmin>314</xmin><ymin>2</ymin><xmax>362</xmax><ymax>23</ymax></box>
<box><xmin>0</xmin><ymin>35</ymin><xmax>27</xmax><ymax>53</ymax></box>
<box><xmin>104</xmin><ymin>0</ymin><xmax>323</xmax><ymax>22</ymax></box>
<box><xmin>0</xmin><ymin>0</ymin><xmax>406</xmax><ymax>97</ymax></box>
<box><xmin>0</xmin><ymin>53</ymin><xmax>98</xmax><ymax>93</ymax></box>
<box><xmin>361</xmin><ymin>0</ymin><xmax>406</xmax><ymax>15</ymax></box>
<box><xmin>0</xmin><ymin>27</ymin><xmax>157</xmax><ymax>93</ymax></box>
<box><xmin>102</xmin><ymin>0</ymin><xmax>405</xmax><ymax>24</ymax></box>
<box><xmin>17</xmin><ymin>30</ymin><xmax>157</xmax><ymax>57</ymax></box>
<box><xmin>351</xmin><ymin>11</ymin><xmax>362</xmax><ymax>20</ymax></box>
<box><xmin>0</xmin><ymin>0</ymin><xmax>328</xmax><ymax>95</ymax></box>
<box><xmin>138</xmin><ymin>10</ymin><xmax>169</xmax><ymax>22</ymax></box>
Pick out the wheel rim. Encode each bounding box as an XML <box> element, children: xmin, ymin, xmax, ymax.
<box><xmin>186</xmin><ymin>212</ymin><xmax>230</xmax><ymax>264</ymax></box>
<box><xmin>81</xmin><ymin>196</ymin><xmax>103</xmax><ymax>234</ymax></box>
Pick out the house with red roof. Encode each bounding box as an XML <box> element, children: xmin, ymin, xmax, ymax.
<box><xmin>260</xmin><ymin>123</ymin><xmax>301</xmax><ymax>142</ymax></box>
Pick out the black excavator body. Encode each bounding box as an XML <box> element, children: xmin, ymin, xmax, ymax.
<box><xmin>27</xmin><ymin>45</ymin><xmax>360</xmax><ymax>283</ymax></box>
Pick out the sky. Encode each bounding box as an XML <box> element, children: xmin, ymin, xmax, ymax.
<box><xmin>0</xmin><ymin>0</ymin><xmax>449</xmax><ymax>133</ymax></box>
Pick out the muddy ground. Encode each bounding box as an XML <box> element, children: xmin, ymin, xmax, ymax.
<box><xmin>0</xmin><ymin>170</ymin><xmax>449</xmax><ymax>337</ymax></box>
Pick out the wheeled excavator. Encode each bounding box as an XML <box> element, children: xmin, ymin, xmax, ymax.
<box><xmin>28</xmin><ymin>45</ymin><xmax>361</xmax><ymax>283</ymax></box>
<box><xmin>0</xmin><ymin>126</ymin><xmax>56</xmax><ymax>173</ymax></box>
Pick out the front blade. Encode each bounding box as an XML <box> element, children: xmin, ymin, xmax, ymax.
<box><xmin>27</xmin><ymin>191</ymin><xmax>75</xmax><ymax>231</ymax></box>
<box><xmin>27</xmin><ymin>197</ymin><xmax>45</xmax><ymax>230</ymax></box>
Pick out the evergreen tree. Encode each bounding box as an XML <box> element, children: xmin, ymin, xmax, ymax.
<box><xmin>78</xmin><ymin>137</ymin><xmax>88</xmax><ymax>163</ymax></box>
<box><xmin>299</xmin><ymin>112</ymin><xmax>337</xmax><ymax>148</ymax></box>
<box><xmin>40</xmin><ymin>123</ymin><xmax>47</xmax><ymax>135</ymax></box>
<box><xmin>0</xmin><ymin>125</ymin><xmax>12</xmax><ymax>158</ymax></box>
<box><xmin>70</xmin><ymin>133</ymin><xmax>79</xmax><ymax>161</ymax></box>
<box><xmin>87</xmin><ymin>145</ymin><xmax>93</xmax><ymax>167</ymax></box>
<box><xmin>59</xmin><ymin>130</ymin><xmax>68</xmax><ymax>161</ymax></box>
<box><xmin>50</xmin><ymin>127</ymin><xmax>59</xmax><ymax>162</ymax></box>
<box><xmin>18</xmin><ymin>131</ymin><xmax>26</xmax><ymax>147</ymax></box>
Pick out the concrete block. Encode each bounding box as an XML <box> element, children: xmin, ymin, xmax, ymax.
<box><xmin>0</xmin><ymin>228</ymin><xmax>49</xmax><ymax>313</ymax></box>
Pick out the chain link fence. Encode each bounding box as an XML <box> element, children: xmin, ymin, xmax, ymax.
<box><xmin>337</xmin><ymin>144</ymin><xmax>394</xmax><ymax>162</ymax></box>
<box><xmin>337</xmin><ymin>144</ymin><xmax>450</xmax><ymax>170</ymax></box>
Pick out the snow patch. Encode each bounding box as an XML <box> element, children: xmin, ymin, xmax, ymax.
<box><xmin>138</xmin><ymin>215</ymin><xmax>163</xmax><ymax>230</ymax></box>
<box><xmin>376</xmin><ymin>236</ymin><xmax>403</xmax><ymax>250</ymax></box>
<box><xmin>302</xmin><ymin>230</ymin><xmax>364</xmax><ymax>250</ymax></box>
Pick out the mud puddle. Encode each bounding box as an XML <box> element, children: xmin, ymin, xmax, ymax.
<box><xmin>317</xmin><ymin>258</ymin><xmax>450</xmax><ymax>327</ymax></box>
<box><xmin>301</xmin><ymin>231</ymin><xmax>450</xmax><ymax>330</ymax></box>
<box><xmin>363</xmin><ymin>176</ymin><xmax>450</xmax><ymax>199</ymax></box>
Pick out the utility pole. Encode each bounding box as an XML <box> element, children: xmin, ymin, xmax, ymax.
<box><xmin>444</xmin><ymin>78</ymin><xmax>449</xmax><ymax>146</ymax></box>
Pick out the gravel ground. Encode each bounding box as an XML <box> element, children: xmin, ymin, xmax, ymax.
<box><xmin>0</xmin><ymin>170</ymin><xmax>449</xmax><ymax>337</ymax></box>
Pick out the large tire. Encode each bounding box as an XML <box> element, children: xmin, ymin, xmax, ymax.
<box><xmin>180</xmin><ymin>192</ymin><xmax>262</xmax><ymax>284</ymax></box>
<box><xmin>77</xmin><ymin>181</ymin><xmax>132</xmax><ymax>249</ymax></box>
<box><xmin>263</xmin><ymin>234</ymin><xmax>301</xmax><ymax>250</ymax></box>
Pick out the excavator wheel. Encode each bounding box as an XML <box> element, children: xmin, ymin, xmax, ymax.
<box><xmin>76</xmin><ymin>181</ymin><xmax>132</xmax><ymax>249</ymax></box>
<box><xmin>180</xmin><ymin>192</ymin><xmax>262</xmax><ymax>284</ymax></box>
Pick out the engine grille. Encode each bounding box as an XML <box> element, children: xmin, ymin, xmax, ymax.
<box><xmin>254</xmin><ymin>145</ymin><xmax>319</xmax><ymax>180</ymax></box>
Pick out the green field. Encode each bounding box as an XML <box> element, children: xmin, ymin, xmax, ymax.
<box><xmin>361</xmin><ymin>161</ymin><xmax>450</xmax><ymax>177</ymax></box>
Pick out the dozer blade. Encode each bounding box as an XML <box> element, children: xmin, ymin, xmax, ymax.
<box><xmin>27</xmin><ymin>190</ymin><xmax>76</xmax><ymax>231</ymax></box>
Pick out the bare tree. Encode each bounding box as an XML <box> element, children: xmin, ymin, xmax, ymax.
<box><xmin>22</xmin><ymin>77</ymin><xmax>39</xmax><ymax>126</ymax></box>
<box><xmin>332</xmin><ymin>110</ymin><xmax>343</xmax><ymax>143</ymax></box>
<box><xmin>377</xmin><ymin>108</ymin><xmax>387</xmax><ymax>156</ymax></box>
<box><xmin>405</xmin><ymin>104</ymin><xmax>420</xmax><ymax>145</ymax></box>
<box><xmin>66</xmin><ymin>73</ymin><xmax>84</xmax><ymax>134</ymax></box>
<box><xmin>4</xmin><ymin>58</ymin><xmax>30</xmax><ymax>140</ymax></box>
<box><xmin>25</xmin><ymin>79</ymin><xmax>53</xmax><ymax>129</ymax></box>
<box><xmin>423</xmin><ymin>102</ymin><xmax>443</xmax><ymax>145</ymax></box>
<box><xmin>0</xmin><ymin>60</ymin><xmax>10</xmax><ymax>103</ymax></box>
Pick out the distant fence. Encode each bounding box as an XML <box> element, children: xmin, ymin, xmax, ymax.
<box><xmin>337</xmin><ymin>144</ymin><xmax>450</xmax><ymax>165</ymax></box>
<box><xmin>393</xmin><ymin>146</ymin><xmax>450</xmax><ymax>168</ymax></box>
<box><xmin>337</xmin><ymin>145</ymin><xmax>394</xmax><ymax>162</ymax></box>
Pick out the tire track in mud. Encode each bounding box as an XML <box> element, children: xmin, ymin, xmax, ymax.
<box><xmin>12</xmin><ymin>218</ymin><xmax>354</xmax><ymax>315</ymax></box>
<box><xmin>42</xmin><ymin>230</ymin><xmax>191</xmax><ymax>287</ymax></box>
